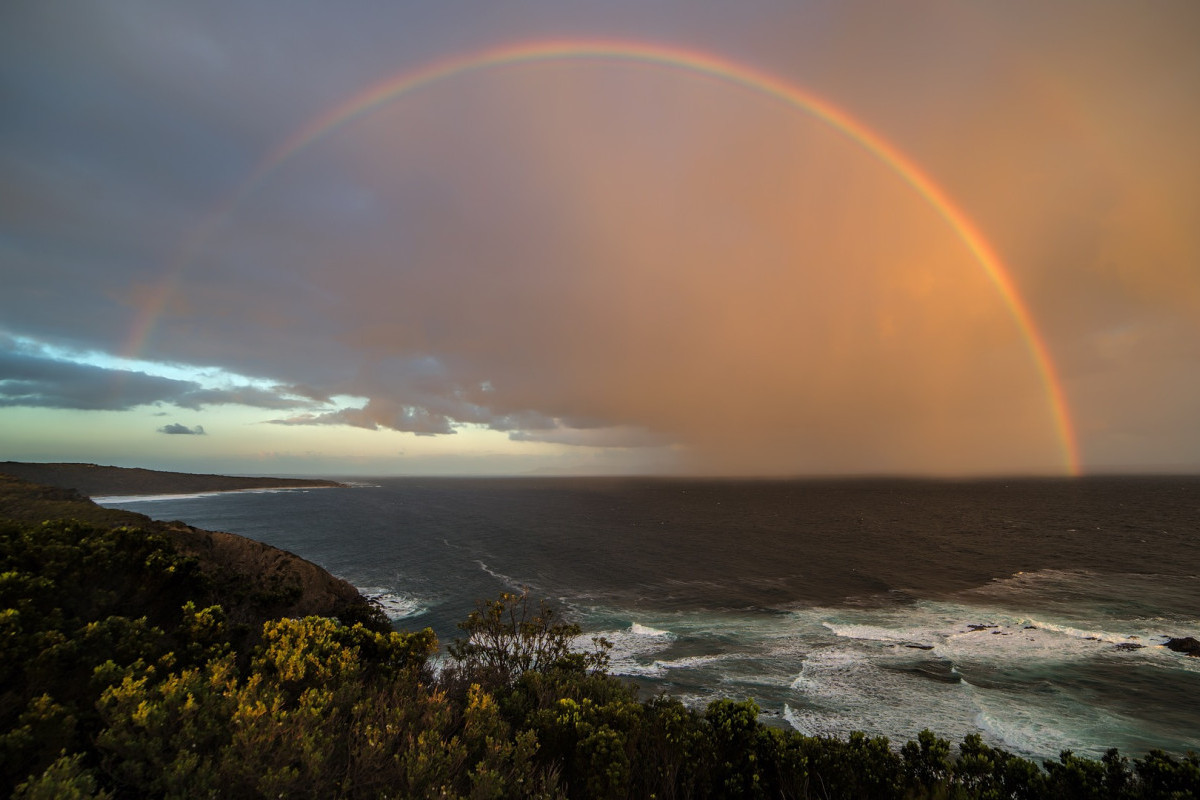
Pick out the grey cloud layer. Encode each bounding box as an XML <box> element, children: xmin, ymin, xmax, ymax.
<box><xmin>0</xmin><ymin>348</ymin><xmax>313</xmax><ymax>413</ymax></box>
<box><xmin>158</xmin><ymin>423</ymin><xmax>206</xmax><ymax>435</ymax></box>
<box><xmin>0</xmin><ymin>350</ymin><xmax>196</xmax><ymax>411</ymax></box>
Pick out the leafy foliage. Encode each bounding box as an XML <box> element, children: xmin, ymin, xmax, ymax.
<box><xmin>0</xmin><ymin>518</ymin><xmax>207</xmax><ymax>790</ymax></box>
<box><xmin>2</xmin><ymin>512</ymin><xmax>1198</xmax><ymax>798</ymax></box>
<box><xmin>445</xmin><ymin>591</ymin><xmax>610</xmax><ymax>693</ymax></box>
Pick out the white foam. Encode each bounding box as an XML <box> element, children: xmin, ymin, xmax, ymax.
<box><xmin>937</xmin><ymin>617</ymin><xmax>1166</xmax><ymax>665</ymax></box>
<box><xmin>784</xmin><ymin>643</ymin><xmax>980</xmax><ymax>745</ymax></box>
<box><xmin>656</xmin><ymin>653</ymin><xmax>737</xmax><ymax>670</ymax></box>
<box><xmin>584</xmin><ymin>626</ymin><xmax>677</xmax><ymax>677</ymax></box>
<box><xmin>824</xmin><ymin>622</ymin><xmax>936</xmax><ymax>647</ymax></box>
<box><xmin>959</xmin><ymin>677</ymin><xmax>1154</xmax><ymax>759</ymax></box>
<box><xmin>582</xmin><ymin>592</ymin><xmax>1200</xmax><ymax>759</ymax></box>
<box><xmin>475</xmin><ymin>560</ymin><xmax>527</xmax><ymax>591</ymax></box>
<box><xmin>775</xmin><ymin>597</ymin><xmax>1200</xmax><ymax>758</ymax></box>
<box><xmin>630</xmin><ymin>622</ymin><xmax>673</xmax><ymax>637</ymax></box>
<box><xmin>95</xmin><ymin>487</ymin><xmax>323</xmax><ymax>503</ymax></box>
<box><xmin>1020</xmin><ymin>619</ymin><xmax>1137</xmax><ymax>645</ymax></box>
<box><xmin>973</xmin><ymin>704</ymin><xmax>1073</xmax><ymax>758</ymax></box>
<box><xmin>789</xmin><ymin>648</ymin><xmax>864</xmax><ymax>692</ymax></box>
<box><xmin>783</xmin><ymin>704</ymin><xmax>816</xmax><ymax>736</ymax></box>
<box><xmin>810</xmin><ymin>598</ymin><xmax>1175</xmax><ymax>669</ymax></box>
<box><xmin>97</xmin><ymin>491</ymin><xmax>237</xmax><ymax>503</ymax></box>
<box><xmin>358</xmin><ymin>587</ymin><xmax>426</xmax><ymax>620</ymax></box>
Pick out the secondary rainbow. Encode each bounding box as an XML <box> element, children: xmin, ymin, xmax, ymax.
<box><xmin>135</xmin><ymin>38</ymin><xmax>1081</xmax><ymax>475</ymax></box>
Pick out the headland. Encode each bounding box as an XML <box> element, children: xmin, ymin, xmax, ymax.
<box><xmin>0</xmin><ymin>460</ymin><xmax>346</xmax><ymax>498</ymax></box>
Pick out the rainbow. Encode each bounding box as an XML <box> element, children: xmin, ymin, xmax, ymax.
<box><xmin>136</xmin><ymin>38</ymin><xmax>1080</xmax><ymax>475</ymax></box>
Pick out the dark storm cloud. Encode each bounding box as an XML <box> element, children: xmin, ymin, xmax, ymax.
<box><xmin>173</xmin><ymin>386</ymin><xmax>314</xmax><ymax>411</ymax></box>
<box><xmin>265</xmin><ymin>403</ymin><xmax>456</xmax><ymax>436</ymax></box>
<box><xmin>0</xmin><ymin>345</ymin><xmax>314</xmax><ymax>413</ymax></box>
<box><xmin>158</xmin><ymin>423</ymin><xmax>206</xmax><ymax>435</ymax></box>
<box><xmin>0</xmin><ymin>349</ymin><xmax>197</xmax><ymax>411</ymax></box>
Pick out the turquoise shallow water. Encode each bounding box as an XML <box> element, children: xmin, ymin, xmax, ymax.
<box><xmin>100</xmin><ymin>476</ymin><xmax>1200</xmax><ymax>760</ymax></box>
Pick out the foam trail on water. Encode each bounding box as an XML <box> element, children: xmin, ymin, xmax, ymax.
<box><xmin>580</xmin><ymin>624</ymin><xmax>677</xmax><ymax>677</ymax></box>
<box><xmin>475</xmin><ymin>560</ymin><xmax>528</xmax><ymax>592</ymax></box>
<box><xmin>785</xmin><ymin>645</ymin><xmax>980</xmax><ymax>744</ymax></box>
<box><xmin>824</xmin><ymin>622</ymin><xmax>936</xmax><ymax>647</ymax></box>
<box><xmin>631</xmin><ymin>622</ymin><xmax>673</xmax><ymax>637</ymax></box>
<box><xmin>96</xmin><ymin>488</ymin><xmax>309</xmax><ymax>503</ymax></box>
<box><xmin>1022</xmin><ymin>619</ymin><xmax>1144</xmax><ymax>645</ymax></box>
<box><xmin>654</xmin><ymin>653</ymin><xmax>737</xmax><ymax>671</ymax></box>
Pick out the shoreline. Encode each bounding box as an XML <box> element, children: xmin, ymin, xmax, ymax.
<box><xmin>92</xmin><ymin>484</ymin><xmax>345</xmax><ymax>503</ymax></box>
<box><xmin>0</xmin><ymin>461</ymin><xmax>347</xmax><ymax>498</ymax></box>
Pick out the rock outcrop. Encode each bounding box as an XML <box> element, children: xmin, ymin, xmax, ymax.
<box><xmin>1163</xmin><ymin>636</ymin><xmax>1200</xmax><ymax>657</ymax></box>
<box><xmin>161</xmin><ymin>519</ymin><xmax>376</xmax><ymax>625</ymax></box>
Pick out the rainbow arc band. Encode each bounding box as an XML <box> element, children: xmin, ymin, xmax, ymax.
<box><xmin>131</xmin><ymin>39</ymin><xmax>1080</xmax><ymax>475</ymax></box>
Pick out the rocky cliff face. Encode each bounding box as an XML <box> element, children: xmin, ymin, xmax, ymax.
<box><xmin>160</xmin><ymin>519</ymin><xmax>378</xmax><ymax>626</ymax></box>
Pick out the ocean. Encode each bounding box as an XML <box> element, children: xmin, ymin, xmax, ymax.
<box><xmin>97</xmin><ymin>476</ymin><xmax>1200</xmax><ymax>761</ymax></box>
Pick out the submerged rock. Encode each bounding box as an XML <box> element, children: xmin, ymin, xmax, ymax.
<box><xmin>1113</xmin><ymin>642</ymin><xmax>1145</xmax><ymax>652</ymax></box>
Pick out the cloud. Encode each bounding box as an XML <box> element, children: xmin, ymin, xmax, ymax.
<box><xmin>2</xmin><ymin>3</ymin><xmax>1199</xmax><ymax>474</ymax></box>
<box><xmin>0</xmin><ymin>342</ymin><xmax>318</xmax><ymax>414</ymax></box>
<box><xmin>173</xmin><ymin>386</ymin><xmax>318</xmax><ymax>411</ymax></box>
<box><xmin>0</xmin><ymin>348</ymin><xmax>199</xmax><ymax>411</ymax></box>
<box><xmin>265</xmin><ymin>401</ymin><xmax>456</xmax><ymax>435</ymax></box>
<box><xmin>158</xmin><ymin>423</ymin><xmax>206</xmax><ymax>435</ymax></box>
<box><xmin>508</xmin><ymin>426</ymin><xmax>674</xmax><ymax>449</ymax></box>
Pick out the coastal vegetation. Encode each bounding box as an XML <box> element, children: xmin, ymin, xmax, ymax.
<box><xmin>2</xmin><ymin>476</ymin><xmax>1197</xmax><ymax>798</ymax></box>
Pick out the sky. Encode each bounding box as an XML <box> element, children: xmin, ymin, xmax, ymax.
<box><xmin>2</xmin><ymin>1</ymin><xmax>1198</xmax><ymax>478</ymax></box>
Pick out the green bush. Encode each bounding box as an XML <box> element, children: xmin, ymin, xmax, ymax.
<box><xmin>3</xmin><ymin>513</ymin><xmax>1198</xmax><ymax>798</ymax></box>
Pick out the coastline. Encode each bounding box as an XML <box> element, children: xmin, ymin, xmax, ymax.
<box><xmin>0</xmin><ymin>461</ymin><xmax>347</xmax><ymax>498</ymax></box>
<box><xmin>92</xmin><ymin>484</ymin><xmax>344</xmax><ymax>504</ymax></box>
<box><xmin>0</xmin><ymin>470</ymin><xmax>380</xmax><ymax>626</ymax></box>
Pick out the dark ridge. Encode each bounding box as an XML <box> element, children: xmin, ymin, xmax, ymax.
<box><xmin>0</xmin><ymin>460</ymin><xmax>346</xmax><ymax>497</ymax></box>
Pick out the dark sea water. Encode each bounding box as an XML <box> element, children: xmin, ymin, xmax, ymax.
<box><xmin>98</xmin><ymin>476</ymin><xmax>1200</xmax><ymax>761</ymax></box>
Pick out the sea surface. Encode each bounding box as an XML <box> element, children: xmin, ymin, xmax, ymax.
<box><xmin>98</xmin><ymin>476</ymin><xmax>1200</xmax><ymax>761</ymax></box>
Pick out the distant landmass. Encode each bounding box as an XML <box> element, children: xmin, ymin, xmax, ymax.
<box><xmin>0</xmin><ymin>470</ymin><xmax>376</xmax><ymax>626</ymax></box>
<box><xmin>0</xmin><ymin>462</ymin><xmax>370</xmax><ymax>631</ymax></box>
<box><xmin>0</xmin><ymin>461</ymin><xmax>346</xmax><ymax>497</ymax></box>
